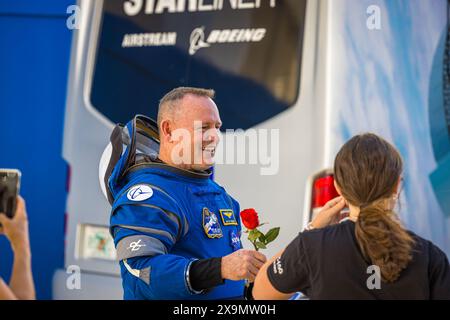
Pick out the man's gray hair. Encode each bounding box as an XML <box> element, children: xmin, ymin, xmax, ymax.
<box><xmin>157</xmin><ymin>87</ymin><xmax>215</xmax><ymax>129</ymax></box>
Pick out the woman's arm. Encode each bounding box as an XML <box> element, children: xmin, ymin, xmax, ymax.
<box><xmin>0</xmin><ymin>196</ymin><xmax>36</xmax><ymax>300</ymax></box>
<box><xmin>0</xmin><ymin>277</ymin><xmax>17</xmax><ymax>300</ymax></box>
<box><xmin>9</xmin><ymin>244</ymin><xmax>35</xmax><ymax>300</ymax></box>
<box><xmin>253</xmin><ymin>196</ymin><xmax>346</xmax><ymax>300</ymax></box>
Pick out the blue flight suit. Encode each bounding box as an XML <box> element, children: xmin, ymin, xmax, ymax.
<box><xmin>110</xmin><ymin>166</ymin><xmax>245</xmax><ymax>299</ymax></box>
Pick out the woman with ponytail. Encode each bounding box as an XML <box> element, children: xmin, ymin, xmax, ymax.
<box><xmin>253</xmin><ymin>133</ymin><xmax>450</xmax><ymax>299</ymax></box>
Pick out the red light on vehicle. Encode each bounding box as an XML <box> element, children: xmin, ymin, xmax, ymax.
<box><xmin>312</xmin><ymin>175</ymin><xmax>339</xmax><ymax>208</ymax></box>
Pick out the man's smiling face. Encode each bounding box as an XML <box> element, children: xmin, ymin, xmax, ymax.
<box><xmin>171</xmin><ymin>94</ymin><xmax>222</xmax><ymax>171</ymax></box>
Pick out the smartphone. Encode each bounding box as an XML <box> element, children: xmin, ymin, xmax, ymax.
<box><xmin>0</xmin><ymin>169</ymin><xmax>21</xmax><ymax>219</ymax></box>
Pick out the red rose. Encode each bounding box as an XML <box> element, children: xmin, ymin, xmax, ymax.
<box><xmin>240</xmin><ymin>208</ymin><xmax>260</xmax><ymax>230</ymax></box>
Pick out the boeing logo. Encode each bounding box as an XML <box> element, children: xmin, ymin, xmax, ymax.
<box><xmin>127</xmin><ymin>239</ymin><xmax>146</xmax><ymax>252</ymax></box>
<box><xmin>189</xmin><ymin>27</ymin><xmax>210</xmax><ymax>55</ymax></box>
<box><xmin>127</xmin><ymin>185</ymin><xmax>154</xmax><ymax>201</ymax></box>
<box><xmin>189</xmin><ymin>26</ymin><xmax>266</xmax><ymax>55</ymax></box>
<box><xmin>130</xmin><ymin>187</ymin><xmax>151</xmax><ymax>199</ymax></box>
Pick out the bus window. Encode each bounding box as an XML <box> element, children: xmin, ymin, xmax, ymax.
<box><xmin>90</xmin><ymin>0</ymin><xmax>306</xmax><ymax>130</ymax></box>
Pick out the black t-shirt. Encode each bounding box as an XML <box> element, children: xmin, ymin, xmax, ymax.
<box><xmin>267</xmin><ymin>220</ymin><xmax>450</xmax><ymax>299</ymax></box>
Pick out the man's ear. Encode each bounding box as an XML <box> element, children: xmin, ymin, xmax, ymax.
<box><xmin>160</xmin><ymin>119</ymin><xmax>172</xmax><ymax>142</ymax></box>
<box><xmin>333</xmin><ymin>179</ymin><xmax>342</xmax><ymax>196</ymax></box>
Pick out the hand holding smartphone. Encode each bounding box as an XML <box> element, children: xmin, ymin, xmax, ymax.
<box><xmin>0</xmin><ymin>169</ymin><xmax>21</xmax><ymax>220</ymax></box>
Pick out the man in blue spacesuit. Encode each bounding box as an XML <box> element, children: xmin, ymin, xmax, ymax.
<box><xmin>101</xmin><ymin>87</ymin><xmax>266</xmax><ymax>299</ymax></box>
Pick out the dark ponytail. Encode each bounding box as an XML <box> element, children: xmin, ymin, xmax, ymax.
<box><xmin>334</xmin><ymin>133</ymin><xmax>415</xmax><ymax>283</ymax></box>
<box><xmin>355</xmin><ymin>202</ymin><xmax>415</xmax><ymax>282</ymax></box>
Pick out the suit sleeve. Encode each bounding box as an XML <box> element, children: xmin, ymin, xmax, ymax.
<box><xmin>110</xmin><ymin>185</ymin><xmax>202</xmax><ymax>299</ymax></box>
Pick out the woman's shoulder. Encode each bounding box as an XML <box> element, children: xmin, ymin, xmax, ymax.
<box><xmin>308</xmin><ymin>219</ymin><xmax>354</xmax><ymax>232</ymax></box>
<box><xmin>406</xmin><ymin>230</ymin><xmax>448</xmax><ymax>258</ymax></box>
<box><xmin>299</xmin><ymin>219</ymin><xmax>355</xmax><ymax>242</ymax></box>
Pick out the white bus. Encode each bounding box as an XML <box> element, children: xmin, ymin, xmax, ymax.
<box><xmin>53</xmin><ymin>0</ymin><xmax>450</xmax><ymax>299</ymax></box>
